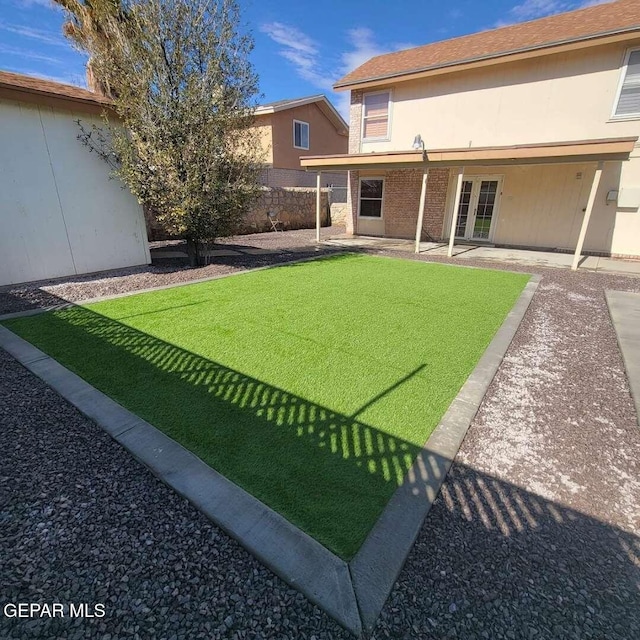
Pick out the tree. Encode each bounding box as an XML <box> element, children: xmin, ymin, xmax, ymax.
<box><xmin>56</xmin><ymin>0</ymin><xmax>264</xmax><ymax>265</ymax></box>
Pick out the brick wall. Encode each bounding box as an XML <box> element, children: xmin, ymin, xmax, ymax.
<box><xmin>340</xmin><ymin>168</ymin><xmax>450</xmax><ymax>240</ymax></box>
<box><xmin>422</xmin><ymin>168</ymin><xmax>450</xmax><ymax>240</ymax></box>
<box><xmin>346</xmin><ymin>170</ymin><xmax>359</xmax><ymax>235</ymax></box>
<box><xmin>343</xmin><ymin>91</ymin><xmax>362</xmax><ymax>233</ymax></box>
<box><xmin>349</xmin><ymin>90</ymin><xmax>363</xmax><ymax>154</ymax></box>
<box><xmin>382</xmin><ymin>168</ymin><xmax>449</xmax><ymax>240</ymax></box>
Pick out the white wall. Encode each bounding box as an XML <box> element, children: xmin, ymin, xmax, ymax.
<box><xmin>0</xmin><ymin>99</ymin><xmax>150</xmax><ymax>286</ymax></box>
<box><xmin>360</xmin><ymin>40</ymin><xmax>640</xmax><ymax>152</ymax></box>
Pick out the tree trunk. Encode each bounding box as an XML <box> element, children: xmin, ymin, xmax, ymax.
<box><xmin>186</xmin><ymin>237</ymin><xmax>201</xmax><ymax>268</ymax></box>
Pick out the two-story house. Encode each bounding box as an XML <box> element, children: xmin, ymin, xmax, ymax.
<box><xmin>301</xmin><ymin>0</ymin><xmax>640</xmax><ymax>266</ymax></box>
<box><xmin>255</xmin><ymin>95</ymin><xmax>348</xmax><ymax>188</ymax></box>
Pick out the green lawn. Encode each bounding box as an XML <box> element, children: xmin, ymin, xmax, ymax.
<box><xmin>3</xmin><ymin>254</ymin><xmax>528</xmax><ymax>559</ymax></box>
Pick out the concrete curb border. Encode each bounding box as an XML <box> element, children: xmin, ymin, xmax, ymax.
<box><xmin>0</xmin><ymin>324</ymin><xmax>363</xmax><ymax>636</ymax></box>
<box><xmin>0</xmin><ymin>261</ymin><xmax>539</xmax><ymax>638</ymax></box>
<box><xmin>349</xmin><ymin>274</ymin><xmax>540</xmax><ymax>634</ymax></box>
<box><xmin>605</xmin><ymin>290</ymin><xmax>640</xmax><ymax>426</ymax></box>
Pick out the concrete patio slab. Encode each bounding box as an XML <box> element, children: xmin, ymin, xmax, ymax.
<box><xmin>606</xmin><ymin>290</ymin><xmax>640</xmax><ymax>424</ymax></box>
<box><xmin>324</xmin><ymin>236</ymin><xmax>640</xmax><ymax>276</ymax></box>
<box><xmin>0</xmin><ymin>259</ymin><xmax>539</xmax><ymax>638</ymax></box>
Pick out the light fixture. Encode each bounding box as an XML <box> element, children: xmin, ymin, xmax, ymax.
<box><xmin>411</xmin><ymin>134</ymin><xmax>425</xmax><ymax>150</ymax></box>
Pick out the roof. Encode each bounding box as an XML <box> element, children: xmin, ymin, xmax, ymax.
<box><xmin>0</xmin><ymin>70</ymin><xmax>110</xmax><ymax>109</ymax></box>
<box><xmin>255</xmin><ymin>94</ymin><xmax>348</xmax><ymax>135</ymax></box>
<box><xmin>335</xmin><ymin>0</ymin><xmax>640</xmax><ymax>89</ymax></box>
<box><xmin>300</xmin><ymin>137</ymin><xmax>638</xmax><ymax>170</ymax></box>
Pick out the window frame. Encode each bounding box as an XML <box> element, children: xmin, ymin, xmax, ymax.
<box><xmin>358</xmin><ymin>176</ymin><xmax>385</xmax><ymax>219</ymax></box>
<box><xmin>361</xmin><ymin>90</ymin><xmax>392</xmax><ymax>142</ymax></box>
<box><xmin>293</xmin><ymin>119</ymin><xmax>310</xmax><ymax>150</ymax></box>
<box><xmin>611</xmin><ymin>47</ymin><xmax>640</xmax><ymax>121</ymax></box>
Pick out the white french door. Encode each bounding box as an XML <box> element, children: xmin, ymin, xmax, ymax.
<box><xmin>455</xmin><ymin>177</ymin><xmax>502</xmax><ymax>241</ymax></box>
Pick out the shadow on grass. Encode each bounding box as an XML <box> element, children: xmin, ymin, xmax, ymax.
<box><xmin>2</xmin><ymin>272</ymin><xmax>639</xmax><ymax>637</ymax></box>
<box><xmin>4</xmin><ymin>301</ymin><xmax>425</xmax><ymax>559</ymax></box>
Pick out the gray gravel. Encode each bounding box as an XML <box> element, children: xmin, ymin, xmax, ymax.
<box><xmin>0</xmin><ymin>348</ymin><xmax>348</xmax><ymax>640</ymax></box>
<box><xmin>1</xmin><ymin>229</ymin><xmax>640</xmax><ymax>639</ymax></box>
<box><xmin>0</xmin><ymin>226</ymin><xmax>342</xmax><ymax>315</ymax></box>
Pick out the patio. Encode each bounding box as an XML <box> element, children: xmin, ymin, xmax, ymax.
<box><xmin>325</xmin><ymin>234</ymin><xmax>640</xmax><ymax>276</ymax></box>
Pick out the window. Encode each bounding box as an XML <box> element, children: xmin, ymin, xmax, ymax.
<box><xmin>613</xmin><ymin>49</ymin><xmax>640</xmax><ymax>118</ymax></box>
<box><xmin>359</xmin><ymin>178</ymin><xmax>384</xmax><ymax>218</ymax></box>
<box><xmin>362</xmin><ymin>92</ymin><xmax>390</xmax><ymax>140</ymax></box>
<box><xmin>293</xmin><ymin>120</ymin><xmax>309</xmax><ymax>149</ymax></box>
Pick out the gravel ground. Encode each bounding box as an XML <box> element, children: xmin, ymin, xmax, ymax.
<box><xmin>1</xmin><ymin>229</ymin><xmax>639</xmax><ymax>639</ymax></box>
<box><xmin>0</xmin><ymin>226</ymin><xmax>342</xmax><ymax>315</ymax></box>
<box><xmin>0</xmin><ymin>350</ymin><xmax>347</xmax><ymax>640</ymax></box>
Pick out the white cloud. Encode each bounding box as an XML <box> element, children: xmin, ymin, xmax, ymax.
<box><xmin>509</xmin><ymin>0</ymin><xmax>571</xmax><ymax>21</ymax></box>
<box><xmin>0</xmin><ymin>21</ymin><xmax>68</xmax><ymax>46</ymax></box>
<box><xmin>496</xmin><ymin>0</ymin><xmax>614</xmax><ymax>27</ymax></box>
<box><xmin>260</xmin><ymin>22</ymin><xmax>334</xmax><ymax>91</ymax></box>
<box><xmin>12</xmin><ymin>0</ymin><xmax>55</xmax><ymax>8</ymax></box>
<box><xmin>0</xmin><ymin>43</ymin><xmax>64</xmax><ymax>65</ymax></box>
<box><xmin>341</xmin><ymin>28</ymin><xmax>388</xmax><ymax>72</ymax></box>
<box><xmin>260</xmin><ymin>23</ymin><xmax>413</xmax><ymax>117</ymax></box>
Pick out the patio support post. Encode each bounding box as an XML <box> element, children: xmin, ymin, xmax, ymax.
<box><xmin>447</xmin><ymin>167</ymin><xmax>465</xmax><ymax>258</ymax></box>
<box><xmin>316</xmin><ymin>172</ymin><xmax>322</xmax><ymax>243</ymax></box>
<box><xmin>572</xmin><ymin>161</ymin><xmax>604</xmax><ymax>271</ymax></box>
<box><xmin>414</xmin><ymin>168</ymin><xmax>430</xmax><ymax>253</ymax></box>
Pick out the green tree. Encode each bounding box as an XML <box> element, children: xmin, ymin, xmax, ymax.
<box><xmin>57</xmin><ymin>0</ymin><xmax>264</xmax><ymax>265</ymax></box>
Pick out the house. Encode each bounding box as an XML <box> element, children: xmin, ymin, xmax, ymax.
<box><xmin>255</xmin><ymin>95</ymin><xmax>348</xmax><ymax>188</ymax></box>
<box><xmin>0</xmin><ymin>70</ymin><xmax>150</xmax><ymax>286</ymax></box>
<box><xmin>301</xmin><ymin>0</ymin><xmax>640</xmax><ymax>266</ymax></box>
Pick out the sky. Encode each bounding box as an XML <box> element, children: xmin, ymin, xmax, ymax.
<box><xmin>0</xmin><ymin>0</ymin><xmax>612</xmax><ymax>118</ymax></box>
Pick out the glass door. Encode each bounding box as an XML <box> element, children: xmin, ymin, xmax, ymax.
<box><xmin>454</xmin><ymin>177</ymin><xmax>500</xmax><ymax>241</ymax></box>
<box><xmin>455</xmin><ymin>180</ymin><xmax>474</xmax><ymax>238</ymax></box>
<box><xmin>471</xmin><ymin>180</ymin><xmax>499</xmax><ymax>240</ymax></box>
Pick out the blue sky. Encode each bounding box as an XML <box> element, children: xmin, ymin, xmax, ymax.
<box><xmin>0</xmin><ymin>0</ymin><xmax>609</xmax><ymax>117</ymax></box>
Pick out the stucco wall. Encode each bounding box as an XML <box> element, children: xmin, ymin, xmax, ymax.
<box><xmin>256</xmin><ymin>103</ymin><xmax>348</xmax><ymax>171</ymax></box>
<box><xmin>0</xmin><ymin>99</ymin><xmax>149</xmax><ymax>286</ymax></box>
<box><xmin>344</xmin><ymin>39</ymin><xmax>640</xmax><ymax>256</ymax></box>
<box><xmin>252</xmin><ymin>114</ymin><xmax>274</xmax><ymax>165</ymax></box>
<box><xmin>358</xmin><ymin>39</ymin><xmax>640</xmax><ymax>152</ymax></box>
<box><xmin>440</xmin><ymin>160</ymin><xmax>640</xmax><ymax>257</ymax></box>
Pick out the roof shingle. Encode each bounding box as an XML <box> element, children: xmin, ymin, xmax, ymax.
<box><xmin>0</xmin><ymin>70</ymin><xmax>109</xmax><ymax>106</ymax></box>
<box><xmin>335</xmin><ymin>0</ymin><xmax>640</xmax><ymax>88</ymax></box>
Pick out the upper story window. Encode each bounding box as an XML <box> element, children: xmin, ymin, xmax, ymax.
<box><xmin>362</xmin><ymin>91</ymin><xmax>390</xmax><ymax>140</ymax></box>
<box><xmin>293</xmin><ymin>120</ymin><xmax>309</xmax><ymax>149</ymax></box>
<box><xmin>613</xmin><ymin>49</ymin><xmax>640</xmax><ymax>119</ymax></box>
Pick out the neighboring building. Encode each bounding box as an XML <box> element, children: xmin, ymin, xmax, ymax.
<box><xmin>255</xmin><ymin>95</ymin><xmax>348</xmax><ymax>188</ymax></box>
<box><xmin>301</xmin><ymin>0</ymin><xmax>640</xmax><ymax>262</ymax></box>
<box><xmin>0</xmin><ymin>71</ymin><xmax>150</xmax><ymax>286</ymax></box>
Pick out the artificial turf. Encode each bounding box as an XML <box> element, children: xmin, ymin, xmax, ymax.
<box><xmin>3</xmin><ymin>254</ymin><xmax>529</xmax><ymax>559</ymax></box>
